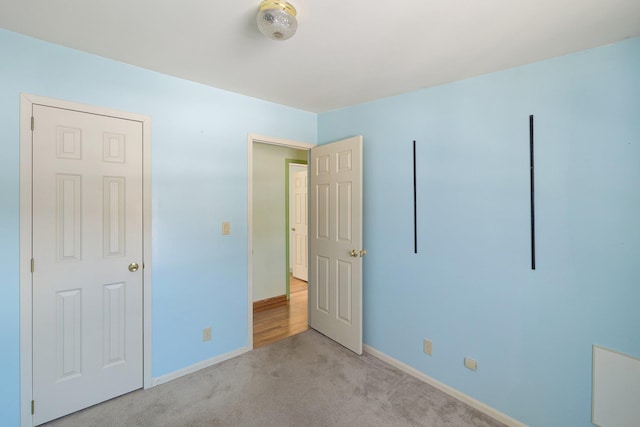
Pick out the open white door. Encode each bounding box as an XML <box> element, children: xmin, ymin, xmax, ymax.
<box><xmin>309</xmin><ymin>136</ymin><xmax>363</xmax><ymax>355</ymax></box>
<box><xmin>292</xmin><ymin>167</ymin><xmax>308</xmax><ymax>281</ymax></box>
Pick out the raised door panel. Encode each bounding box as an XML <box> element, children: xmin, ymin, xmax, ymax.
<box><xmin>56</xmin><ymin>289</ymin><xmax>82</xmax><ymax>381</ymax></box>
<box><xmin>336</xmin><ymin>182</ymin><xmax>352</xmax><ymax>243</ymax></box>
<box><xmin>56</xmin><ymin>174</ymin><xmax>82</xmax><ymax>262</ymax></box>
<box><xmin>336</xmin><ymin>260</ymin><xmax>352</xmax><ymax>324</ymax></box>
<box><xmin>316</xmin><ymin>255</ymin><xmax>330</xmax><ymax>314</ymax></box>
<box><xmin>316</xmin><ymin>184</ymin><xmax>330</xmax><ymax>240</ymax></box>
<box><xmin>103</xmin><ymin>282</ymin><xmax>126</xmax><ymax>368</ymax></box>
<box><xmin>103</xmin><ymin>177</ymin><xmax>126</xmax><ymax>258</ymax></box>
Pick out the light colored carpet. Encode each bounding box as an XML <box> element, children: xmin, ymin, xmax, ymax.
<box><xmin>44</xmin><ymin>330</ymin><xmax>506</xmax><ymax>427</ymax></box>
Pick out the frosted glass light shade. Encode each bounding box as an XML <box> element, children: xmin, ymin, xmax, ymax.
<box><xmin>257</xmin><ymin>1</ymin><xmax>297</xmax><ymax>41</ymax></box>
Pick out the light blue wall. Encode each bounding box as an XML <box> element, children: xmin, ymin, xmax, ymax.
<box><xmin>318</xmin><ymin>38</ymin><xmax>640</xmax><ymax>426</ymax></box>
<box><xmin>0</xmin><ymin>29</ymin><xmax>316</xmax><ymax>426</ymax></box>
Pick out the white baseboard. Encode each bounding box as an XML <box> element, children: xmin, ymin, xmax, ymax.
<box><xmin>363</xmin><ymin>344</ymin><xmax>527</xmax><ymax>427</ymax></box>
<box><xmin>150</xmin><ymin>346</ymin><xmax>251</xmax><ymax>387</ymax></box>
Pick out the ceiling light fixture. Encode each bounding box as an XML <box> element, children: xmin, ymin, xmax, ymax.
<box><xmin>256</xmin><ymin>0</ymin><xmax>298</xmax><ymax>41</ymax></box>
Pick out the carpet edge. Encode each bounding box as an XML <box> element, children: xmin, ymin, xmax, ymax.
<box><xmin>150</xmin><ymin>346</ymin><xmax>251</xmax><ymax>387</ymax></box>
<box><xmin>362</xmin><ymin>344</ymin><xmax>528</xmax><ymax>427</ymax></box>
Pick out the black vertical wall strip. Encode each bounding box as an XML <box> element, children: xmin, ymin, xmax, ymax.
<box><xmin>413</xmin><ymin>140</ymin><xmax>418</xmax><ymax>254</ymax></box>
<box><xmin>529</xmin><ymin>115</ymin><xmax>536</xmax><ymax>270</ymax></box>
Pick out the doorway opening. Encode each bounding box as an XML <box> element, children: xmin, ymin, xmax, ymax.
<box><xmin>247</xmin><ymin>134</ymin><xmax>315</xmax><ymax>349</ymax></box>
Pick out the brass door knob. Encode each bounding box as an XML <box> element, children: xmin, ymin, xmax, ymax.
<box><xmin>360</xmin><ymin>249</ymin><xmax>367</xmax><ymax>257</ymax></box>
<box><xmin>128</xmin><ymin>262</ymin><xmax>139</xmax><ymax>272</ymax></box>
<box><xmin>350</xmin><ymin>249</ymin><xmax>358</xmax><ymax>258</ymax></box>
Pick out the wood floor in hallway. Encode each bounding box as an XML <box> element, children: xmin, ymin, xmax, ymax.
<box><xmin>253</xmin><ymin>276</ymin><xmax>308</xmax><ymax>348</ymax></box>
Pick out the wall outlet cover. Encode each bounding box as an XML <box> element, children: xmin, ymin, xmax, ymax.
<box><xmin>203</xmin><ymin>327</ymin><xmax>212</xmax><ymax>342</ymax></box>
<box><xmin>423</xmin><ymin>339</ymin><xmax>433</xmax><ymax>356</ymax></box>
<box><xmin>464</xmin><ymin>357</ymin><xmax>477</xmax><ymax>371</ymax></box>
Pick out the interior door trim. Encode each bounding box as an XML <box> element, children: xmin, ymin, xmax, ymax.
<box><xmin>19</xmin><ymin>93</ymin><xmax>152</xmax><ymax>427</ymax></box>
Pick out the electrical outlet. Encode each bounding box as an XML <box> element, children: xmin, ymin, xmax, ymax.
<box><xmin>423</xmin><ymin>339</ymin><xmax>433</xmax><ymax>356</ymax></box>
<box><xmin>464</xmin><ymin>357</ymin><xmax>477</xmax><ymax>371</ymax></box>
<box><xmin>202</xmin><ymin>327</ymin><xmax>212</xmax><ymax>342</ymax></box>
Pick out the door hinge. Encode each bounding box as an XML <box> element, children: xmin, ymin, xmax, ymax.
<box><xmin>31</xmin><ymin>400</ymin><xmax>35</xmax><ymax>415</ymax></box>
<box><xmin>31</xmin><ymin>258</ymin><xmax>35</xmax><ymax>273</ymax></box>
<box><xmin>31</xmin><ymin>116</ymin><xmax>35</xmax><ymax>131</ymax></box>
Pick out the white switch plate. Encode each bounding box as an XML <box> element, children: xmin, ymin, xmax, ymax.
<box><xmin>423</xmin><ymin>339</ymin><xmax>433</xmax><ymax>356</ymax></box>
<box><xmin>464</xmin><ymin>357</ymin><xmax>477</xmax><ymax>371</ymax></box>
<box><xmin>203</xmin><ymin>327</ymin><xmax>212</xmax><ymax>342</ymax></box>
<box><xmin>222</xmin><ymin>222</ymin><xmax>231</xmax><ymax>235</ymax></box>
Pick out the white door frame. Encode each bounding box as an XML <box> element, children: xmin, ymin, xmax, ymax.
<box><xmin>247</xmin><ymin>134</ymin><xmax>315</xmax><ymax>348</ymax></box>
<box><xmin>19</xmin><ymin>93</ymin><xmax>153</xmax><ymax>427</ymax></box>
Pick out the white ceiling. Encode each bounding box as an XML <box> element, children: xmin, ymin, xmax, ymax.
<box><xmin>1</xmin><ymin>0</ymin><xmax>639</xmax><ymax>112</ymax></box>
